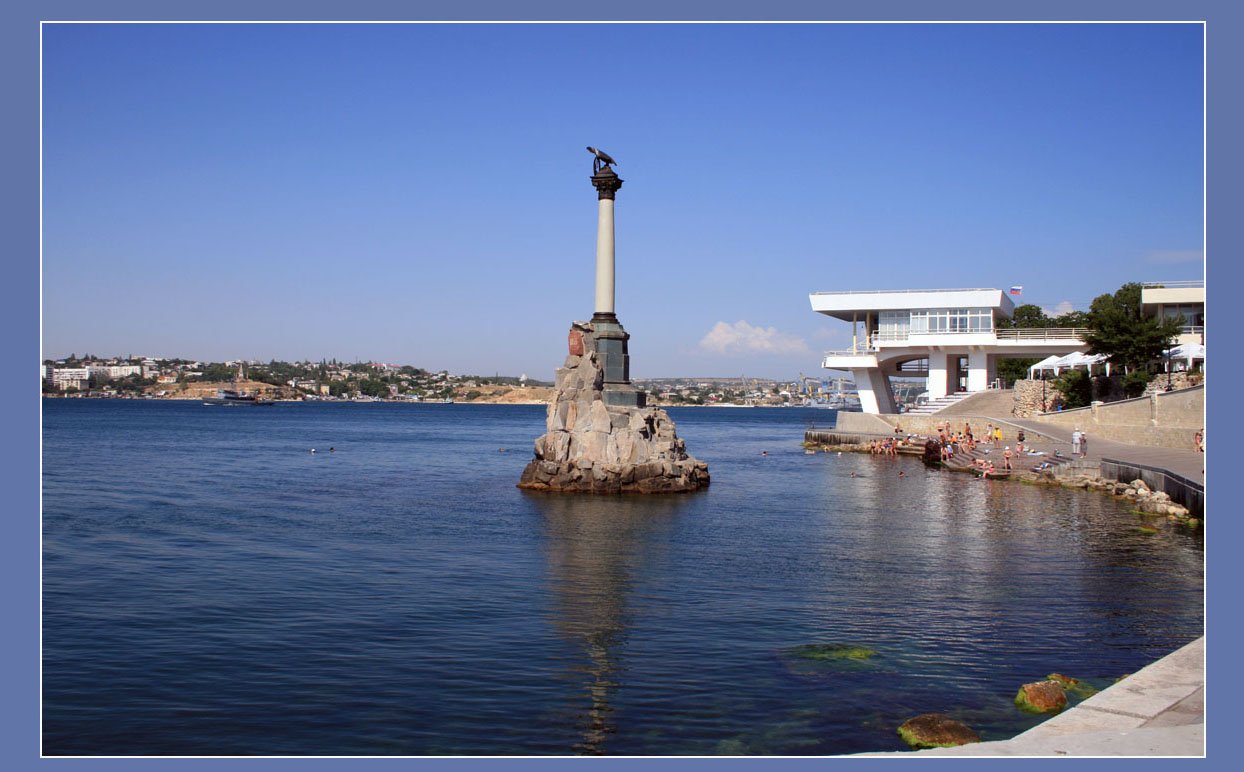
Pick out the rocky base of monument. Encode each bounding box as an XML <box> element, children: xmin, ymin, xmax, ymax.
<box><xmin>517</xmin><ymin>321</ymin><xmax>709</xmax><ymax>494</ymax></box>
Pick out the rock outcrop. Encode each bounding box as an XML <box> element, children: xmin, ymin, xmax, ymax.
<box><xmin>896</xmin><ymin>714</ymin><xmax>981</xmax><ymax>749</ymax></box>
<box><xmin>517</xmin><ymin>321</ymin><xmax>708</xmax><ymax>494</ymax></box>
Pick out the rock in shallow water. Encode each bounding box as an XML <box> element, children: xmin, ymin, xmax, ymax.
<box><xmin>790</xmin><ymin>643</ymin><xmax>876</xmax><ymax>661</ymax></box>
<box><xmin>1014</xmin><ymin>679</ymin><xmax>1067</xmax><ymax>714</ymax></box>
<box><xmin>897</xmin><ymin>714</ymin><xmax>981</xmax><ymax>749</ymax></box>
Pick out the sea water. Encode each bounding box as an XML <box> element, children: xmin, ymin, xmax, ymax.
<box><xmin>41</xmin><ymin>400</ymin><xmax>1204</xmax><ymax>755</ymax></box>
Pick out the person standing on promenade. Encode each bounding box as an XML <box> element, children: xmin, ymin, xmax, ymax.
<box><xmin>985</xmin><ymin>423</ymin><xmax>994</xmax><ymax>445</ymax></box>
<box><xmin>1080</xmin><ymin>431</ymin><xmax>1088</xmax><ymax>458</ymax></box>
<box><xmin>1071</xmin><ymin>427</ymin><xmax>1082</xmax><ymax>456</ymax></box>
<box><xmin>1003</xmin><ymin>446</ymin><xmax>1013</xmax><ymax>471</ymax></box>
<box><xmin>994</xmin><ymin>426</ymin><xmax>1002</xmax><ymax>446</ymax></box>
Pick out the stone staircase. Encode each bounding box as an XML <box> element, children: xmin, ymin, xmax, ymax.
<box><xmin>904</xmin><ymin>392</ymin><xmax>975</xmax><ymax>415</ymax></box>
<box><xmin>940</xmin><ymin>441</ymin><xmax>1076</xmax><ymax>477</ymax></box>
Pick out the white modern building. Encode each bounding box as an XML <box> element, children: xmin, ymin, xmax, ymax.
<box><xmin>809</xmin><ymin>288</ymin><xmax>1089</xmax><ymax>414</ymax></box>
<box><xmin>1140</xmin><ymin>280</ymin><xmax>1204</xmax><ymax>347</ymax></box>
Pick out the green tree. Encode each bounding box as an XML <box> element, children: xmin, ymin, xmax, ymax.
<box><xmin>996</xmin><ymin>357</ymin><xmax>1041</xmax><ymax>385</ymax></box>
<box><xmin>1054</xmin><ymin>369</ymin><xmax>1093</xmax><ymax>409</ymax></box>
<box><xmin>1053</xmin><ymin>310</ymin><xmax>1091</xmax><ymax>328</ymax></box>
<box><xmin>996</xmin><ymin>304</ymin><xmax>1050</xmax><ymax>329</ymax></box>
<box><xmin>1122</xmin><ymin>370</ymin><xmax>1153</xmax><ymax>398</ymax></box>
<box><xmin>1082</xmin><ymin>283</ymin><xmax>1183</xmax><ymax>372</ymax></box>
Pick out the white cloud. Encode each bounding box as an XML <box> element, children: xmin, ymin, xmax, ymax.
<box><xmin>812</xmin><ymin>327</ymin><xmax>844</xmax><ymax>340</ymax></box>
<box><xmin>1041</xmin><ymin>301</ymin><xmax>1075</xmax><ymax>317</ymax></box>
<box><xmin>698</xmin><ymin>320</ymin><xmax>810</xmax><ymax>356</ymax></box>
<box><xmin>1144</xmin><ymin>249</ymin><xmax>1203</xmax><ymax>265</ymax></box>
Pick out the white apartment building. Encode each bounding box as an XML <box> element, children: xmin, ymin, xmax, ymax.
<box><xmin>45</xmin><ymin>367</ymin><xmax>90</xmax><ymax>391</ymax></box>
<box><xmin>86</xmin><ymin>365</ymin><xmax>143</xmax><ymax>379</ymax></box>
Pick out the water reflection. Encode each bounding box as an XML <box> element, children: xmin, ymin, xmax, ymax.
<box><xmin>528</xmin><ymin>493</ymin><xmax>689</xmax><ymax>754</ymax></box>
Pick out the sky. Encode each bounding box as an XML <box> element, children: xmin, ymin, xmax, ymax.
<box><xmin>40</xmin><ymin>22</ymin><xmax>1204</xmax><ymax>379</ymax></box>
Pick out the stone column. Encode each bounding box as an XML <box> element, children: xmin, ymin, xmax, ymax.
<box><xmin>588</xmin><ymin>166</ymin><xmax>644</xmax><ymax>407</ymax></box>
<box><xmin>591</xmin><ymin>167</ymin><xmax>623</xmax><ymax>323</ymax></box>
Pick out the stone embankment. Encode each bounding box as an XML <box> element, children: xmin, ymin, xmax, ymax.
<box><xmin>518</xmin><ymin>322</ymin><xmax>708</xmax><ymax>494</ymax></box>
<box><xmin>802</xmin><ymin>433</ymin><xmax>1195</xmax><ymax>522</ymax></box>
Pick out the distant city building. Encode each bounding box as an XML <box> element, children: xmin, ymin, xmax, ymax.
<box><xmin>46</xmin><ymin>367</ymin><xmax>90</xmax><ymax>391</ymax></box>
<box><xmin>87</xmin><ymin>365</ymin><xmax>142</xmax><ymax>379</ymax></box>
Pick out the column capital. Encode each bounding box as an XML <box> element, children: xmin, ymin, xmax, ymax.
<box><xmin>590</xmin><ymin>168</ymin><xmax>624</xmax><ymax>200</ymax></box>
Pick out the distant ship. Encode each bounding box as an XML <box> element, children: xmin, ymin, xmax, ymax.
<box><xmin>203</xmin><ymin>388</ymin><xmax>275</xmax><ymax>406</ymax></box>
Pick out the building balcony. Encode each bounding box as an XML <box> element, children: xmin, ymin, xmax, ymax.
<box><xmin>820</xmin><ymin>328</ymin><xmax>1092</xmax><ymax>370</ymax></box>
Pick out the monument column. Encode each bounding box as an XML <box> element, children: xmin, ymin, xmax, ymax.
<box><xmin>591</xmin><ymin>167</ymin><xmax>623</xmax><ymax>323</ymax></box>
<box><xmin>588</xmin><ymin>164</ymin><xmax>643</xmax><ymax>407</ymax></box>
<box><xmin>514</xmin><ymin>147</ymin><xmax>708</xmax><ymax>493</ymax></box>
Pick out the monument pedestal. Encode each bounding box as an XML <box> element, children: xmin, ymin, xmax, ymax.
<box><xmin>517</xmin><ymin>320</ymin><xmax>708</xmax><ymax>494</ymax></box>
<box><xmin>590</xmin><ymin>312</ymin><xmax>646</xmax><ymax>408</ymax></box>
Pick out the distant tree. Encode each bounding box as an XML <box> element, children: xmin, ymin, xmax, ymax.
<box><xmin>358</xmin><ymin>379</ymin><xmax>389</xmax><ymax>397</ymax></box>
<box><xmin>1082</xmin><ymin>283</ymin><xmax>1183</xmax><ymax>372</ymax></box>
<box><xmin>997</xmin><ymin>304</ymin><xmax>1050</xmax><ymax>329</ymax></box>
<box><xmin>1052</xmin><ymin>310</ymin><xmax>1091</xmax><ymax>328</ymax></box>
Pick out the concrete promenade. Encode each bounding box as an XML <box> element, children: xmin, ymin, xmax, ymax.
<box><xmin>854</xmin><ymin>637</ymin><xmax>1204</xmax><ymax>757</ymax></box>
<box><xmin>1003</xmin><ymin>417</ymin><xmax>1204</xmax><ymax>482</ymax></box>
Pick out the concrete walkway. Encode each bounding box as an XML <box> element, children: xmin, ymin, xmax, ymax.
<box><xmin>1004</xmin><ymin>418</ymin><xmax>1204</xmax><ymax>481</ymax></box>
<box><xmin>854</xmin><ymin>637</ymin><xmax>1204</xmax><ymax>757</ymax></box>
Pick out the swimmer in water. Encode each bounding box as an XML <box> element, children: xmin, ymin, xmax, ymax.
<box><xmin>311</xmin><ymin>448</ymin><xmax>316</xmax><ymax>453</ymax></box>
<box><xmin>850</xmin><ymin>472</ymin><xmax>857</xmax><ymax>477</ymax></box>
<box><xmin>762</xmin><ymin>451</ymin><xmax>767</xmax><ymax>456</ymax></box>
<box><xmin>330</xmin><ymin>447</ymin><xmax>335</xmax><ymax>452</ymax></box>
<box><xmin>899</xmin><ymin>471</ymin><xmax>905</xmax><ymax>477</ymax></box>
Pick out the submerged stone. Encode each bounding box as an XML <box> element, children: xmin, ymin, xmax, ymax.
<box><xmin>1014</xmin><ymin>680</ymin><xmax>1067</xmax><ymax>714</ymax></box>
<box><xmin>790</xmin><ymin>643</ymin><xmax>876</xmax><ymax>661</ymax></box>
<box><xmin>1046</xmin><ymin>673</ymin><xmax>1099</xmax><ymax>698</ymax></box>
<box><xmin>896</xmin><ymin>714</ymin><xmax>981</xmax><ymax>749</ymax></box>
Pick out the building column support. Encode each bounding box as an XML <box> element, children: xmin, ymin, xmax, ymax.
<box><xmin>967</xmin><ymin>349</ymin><xmax>989</xmax><ymax>391</ymax></box>
<box><xmin>927</xmin><ymin>352</ymin><xmax>950</xmax><ymax>400</ymax></box>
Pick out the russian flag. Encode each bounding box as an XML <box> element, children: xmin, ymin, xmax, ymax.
<box><xmin>1009</xmin><ymin>286</ymin><xmax>1023</xmax><ymax>295</ymax></box>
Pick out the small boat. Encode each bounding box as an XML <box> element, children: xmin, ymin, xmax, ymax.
<box><xmin>203</xmin><ymin>389</ymin><xmax>274</xmax><ymax>406</ymax></box>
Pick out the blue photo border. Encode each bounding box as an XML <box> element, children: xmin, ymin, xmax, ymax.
<box><xmin>8</xmin><ymin>0</ymin><xmax>1234</xmax><ymax>768</ymax></box>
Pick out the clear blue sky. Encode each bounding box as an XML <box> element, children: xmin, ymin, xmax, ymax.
<box><xmin>41</xmin><ymin>22</ymin><xmax>1204</xmax><ymax>379</ymax></box>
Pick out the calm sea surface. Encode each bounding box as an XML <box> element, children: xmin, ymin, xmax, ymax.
<box><xmin>42</xmin><ymin>400</ymin><xmax>1204</xmax><ymax>756</ymax></box>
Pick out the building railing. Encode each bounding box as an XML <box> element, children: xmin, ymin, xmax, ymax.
<box><xmin>1142</xmin><ymin>280</ymin><xmax>1204</xmax><ymax>289</ymax></box>
<box><xmin>1178</xmin><ymin>325</ymin><xmax>1204</xmax><ymax>336</ymax></box>
<box><xmin>811</xmin><ymin>287</ymin><xmax>998</xmax><ymax>296</ymax></box>
<box><xmin>823</xmin><ymin>348</ymin><xmax>878</xmax><ymax>358</ymax></box>
<box><xmin>995</xmin><ymin>327</ymin><xmax>1092</xmax><ymax>341</ymax></box>
<box><xmin>824</xmin><ymin>327</ymin><xmax>1092</xmax><ymax>356</ymax></box>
